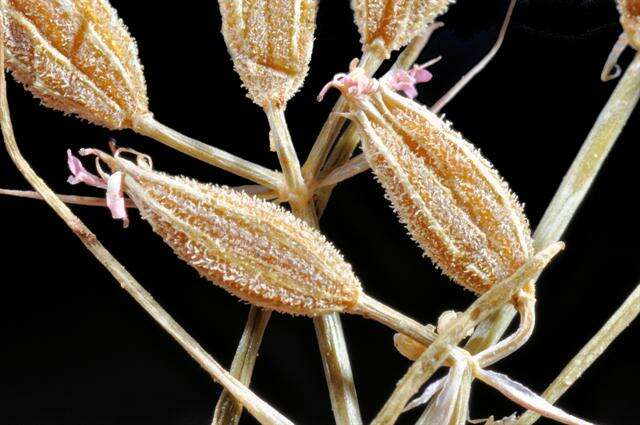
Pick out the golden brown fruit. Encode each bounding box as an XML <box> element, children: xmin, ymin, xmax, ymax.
<box><xmin>218</xmin><ymin>0</ymin><xmax>317</xmax><ymax>108</ymax></box>
<box><xmin>619</xmin><ymin>0</ymin><xmax>640</xmax><ymax>49</ymax></box>
<box><xmin>325</xmin><ymin>69</ymin><xmax>533</xmax><ymax>293</ymax></box>
<box><xmin>351</xmin><ymin>0</ymin><xmax>454</xmax><ymax>59</ymax></box>
<box><xmin>1</xmin><ymin>0</ymin><xmax>148</xmax><ymax>129</ymax></box>
<box><xmin>83</xmin><ymin>149</ymin><xmax>362</xmax><ymax>315</ymax></box>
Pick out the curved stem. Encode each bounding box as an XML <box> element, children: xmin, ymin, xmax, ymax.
<box><xmin>475</xmin><ymin>295</ymin><xmax>535</xmax><ymax>368</ymax></box>
<box><xmin>0</xmin><ymin>41</ymin><xmax>292</xmax><ymax>425</ymax></box>
<box><xmin>370</xmin><ymin>243</ymin><xmax>563</xmax><ymax>425</ymax></box>
<box><xmin>132</xmin><ymin>114</ymin><xmax>284</xmax><ymax>191</ymax></box>
<box><xmin>431</xmin><ymin>0</ymin><xmax>516</xmax><ymax>114</ymax></box>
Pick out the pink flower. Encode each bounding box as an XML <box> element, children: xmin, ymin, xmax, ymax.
<box><xmin>386</xmin><ymin>57</ymin><xmax>440</xmax><ymax>99</ymax></box>
<box><xmin>67</xmin><ymin>149</ymin><xmax>107</xmax><ymax>188</ymax></box>
<box><xmin>67</xmin><ymin>150</ymin><xmax>129</xmax><ymax>227</ymax></box>
<box><xmin>318</xmin><ymin>59</ymin><xmax>380</xmax><ymax>101</ymax></box>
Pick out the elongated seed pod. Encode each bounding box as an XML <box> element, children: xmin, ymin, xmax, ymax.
<box><xmin>351</xmin><ymin>0</ymin><xmax>454</xmax><ymax>59</ymax></box>
<box><xmin>619</xmin><ymin>0</ymin><xmax>640</xmax><ymax>49</ymax></box>
<box><xmin>95</xmin><ymin>152</ymin><xmax>362</xmax><ymax>315</ymax></box>
<box><xmin>1</xmin><ymin>0</ymin><xmax>148</xmax><ymax>129</ymax></box>
<box><xmin>326</xmin><ymin>72</ymin><xmax>533</xmax><ymax>293</ymax></box>
<box><xmin>218</xmin><ymin>0</ymin><xmax>317</xmax><ymax>108</ymax></box>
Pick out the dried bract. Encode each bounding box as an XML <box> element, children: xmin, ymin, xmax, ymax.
<box><xmin>71</xmin><ymin>149</ymin><xmax>362</xmax><ymax>315</ymax></box>
<box><xmin>351</xmin><ymin>0</ymin><xmax>454</xmax><ymax>59</ymax></box>
<box><xmin>1</xmin><ymin>0</ymin><xmax>148</xmax><ymax>129</ymax></box>
<box><xmin>218</xmin><ymin>0</ymin><xmax>317</xmax><ymax>108</ymax></box>
<box><xmin>323</xmin><ymin>68</ymin><xmax>533</xmax><ymax>293</ymax></box>
<box><xmin>619</xmin><ymin>0</ymin><xmax>640</xmax><ymax>49</ymax></box>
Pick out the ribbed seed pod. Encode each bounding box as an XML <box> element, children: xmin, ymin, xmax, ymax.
<box><xmin>619</xmin><ymin>0</ymin><xmax>640</xmax><ymax>49</ymax></box>
<box><xmin>351</xmin><ymin>0</ymin><xmax>454</xmax><ymax>59</ymax></box>
<box><xmin>1</xmin><ymin>0</ymin><xmax>148</xmax><ymax>129</ymax></box>
<box><xmin>98</xmin><ymin>152</ymin><xmax>362</xmax><ymax>315</ymax></box>
<box><xmin>327</xmin><ymin>72</ymin><xmax>533</xmax><ymax>293</ymax></box>
<box><xmin>218</xmin><ymin>0</ymin><xmax>317</xmax><ymax>108</ymax></box>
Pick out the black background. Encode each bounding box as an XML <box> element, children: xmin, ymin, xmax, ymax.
<box><xmin>1</xmin><ymin>0</ymin><xmax>639</xmax><ymax>424</ymax></box>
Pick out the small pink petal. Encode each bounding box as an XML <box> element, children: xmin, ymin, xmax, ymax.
<box><xmin>411</xmin><ymin>67</ymin><xmax>433</xmax><ymax>83</ymax></box>
<box><xmin>67</xmin><ymin>150</ymin><xmax>106</xmax><ymax>188</ymax></box>
<box><xmin>106</xmin><ymin>171</ymin><xmax>129</xmax><ymax>228</ymax></box>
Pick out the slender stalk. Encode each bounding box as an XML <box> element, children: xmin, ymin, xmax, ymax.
<box><xmin>132</xmin><ymin>114</ymin><xmax>284</xmax><ymax>191</ymax></box>
<box><xmin>214</xmin><ymin>105</ymin><xmax>362</xmax><ymax>425</ymax></box>
<box><xmin>469</xmin><ymin>51</ymin><xmax>640</xmax><ymax>356</ymax></box>
<box><xmin>518</xmin><ymin>280</ymin><xmax>640</xmax><ymax>425</ymax></box>
<box><xmin>0</xmin><ymin>188</ymin><xmax>136</xmax><ymax>208</ymax></box>
<box><xmin>0</xmin><ymin>42</ymin><xmax>292</xmax><ymax>425</ymax></box>
<box><xmin>213</xmin><ymin>309</ymin><xmax>273</xmax><ymax>425</ymax></box>
<box><xmin>430</xmin><ymin>0</ymin><xmax>516</xmax><ymax>114</ymax></box>
<box><xmin>370</xmin><ymin>243</ymin><xmax>563</xmax><ymax>425</ymax></box>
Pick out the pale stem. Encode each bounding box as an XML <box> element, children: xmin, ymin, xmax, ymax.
<box><xmin>301</xmin><ymin>50</ymin><xmax>384</xmax><ymax>183</ymax></box>
<box><xmin>517</xmin><ymin>279</ymin><xmax>640</xmax><ymax>425</ymax></box>
<box><xmin>214</xmin><ymin>105</ymin><xmax>362</xmax><ymax>425</ymax></box>
<box><xmin>314</xmin><ymin>2</ymin><xmax>516</xmax><ymax>196</ymax></box>
<box><xmin>369</xmin><ymin>243</ymin><xmax>563</xmax><ymax>425</ymax></box>
<box><xmin>470</xmin><ymin>50</ymin><xmax>640</xmax><ymax>375</ymax></box>
<box><xmin>213</xmin><ymin>308</ymin><xmax>273</xmax><ymax>425</ymax></box>
<box><xmin>430</xmin><ymin>0</ymin><xmax>516</xmax><ymax>114</ymax></box>
<box><xmin>264</xmin><ymin>105</ymin><xmax>312</xmax><ymax>221</ymax></box>
<box><xmin>0</xmin><ymin>47</ymin><xmax>292</xmax><ymax>425</ymax></box>
<box><xmin>0</xmin><ymin>188</ymin><xmax>136</xmax><ymax>208</ymax></box>
<box><xmin>132</xmin><ymin>114</ymin><xmax>284</xmax><ymax>191</ymax></box>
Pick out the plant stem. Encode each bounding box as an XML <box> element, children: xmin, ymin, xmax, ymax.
<box><xmin>0</xmin><ymin>188</ymin><xmax>137</xmax><ymax>208</ymax></box>
<box><xmin>514</xmin><ymin>53</ymin><xmax>640</xmax><ymax>425</ymax></box>
<box><xmin>430</xmin><ymin>0</ymin><xmax>516</xmax><ymax>114</ymax></box>
<box><xmin>213</xmin><ymin>308</ymin><xmax>273</xmax><ymax>425</ymax></box>
<box><xmin>518</xmin><ymin>279</ymin><xmax>640</xmax><ymax>425</ymax></box>
<box><xmin>0</xmin><ymin>44</ymin><xmax>292</xmax><ymax>425</ymax></box>
<box><xmin>370</xmin><ymin>243</ymin><xmax>563</xmax><ymax>425</ymax></box>
<box><xmin>468</xmin><ymin>51</ymin><xmax>640</xmax><ymax>358</ymax></box>
<box><xmin>214</xmin><ymin>105</ymin><xmax>362</xmax><ymax>425</ymax></box>
<box><xmin>132</xmin><ymin>114</ymin><xmax>284</xmax><ymax>191</ymax></box>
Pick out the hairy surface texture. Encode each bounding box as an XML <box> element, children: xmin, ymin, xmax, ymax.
<box><xmin>351</xmin><ymin>0</ymin><xmax>454</xmax><ymax>58</ymax></box>
<box><xmin>342</xmin><ymin>81</ymin><xmax>532</xmax><ymax>293</ymax></box>
<box><xmin>1</xmin><ymin>0</ymin><xmax>148</xmax><ymax>129</ymax></box>
<box><xmin>218</xmin><ymin>0</ymin><xmax>317</xmax><ymax>108</ymax></box>
<box><xmin>619</xmin><ymin>0</ymin><xmax>640</xmax><ymax>49</ymax></box>
<box><xmin>113</xmin><ymin>157</ymin><xmax>362</xmax><ymax>315</ymax></box>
